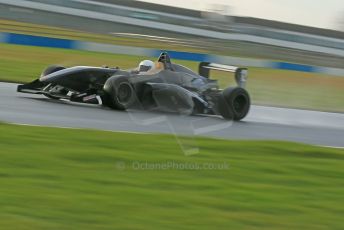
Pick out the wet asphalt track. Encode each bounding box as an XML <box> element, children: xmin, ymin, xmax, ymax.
<box><xmin>0</xmin><ymin>82</ymin><xmax>343</xmax><ymax>147</ymax></box>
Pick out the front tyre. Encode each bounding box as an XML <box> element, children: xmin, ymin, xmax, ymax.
<box><xmin>40</xmin><ymin>65</ymin><xmax>65</xmax><ymax>78</ymax></box>
<box><xmin>40</xmin><ymin>65</ymin><xmax>66</xmax><ymax>99</ymax></box>
<box><xmin>103</xmin><ymin>76</ymin><xmax>136</xmax><ymax>110</ymax></box>
<box><xmin>218</xmin><ymin>87</ymin><xmax>250</xmax><ymax>121</ymax></box>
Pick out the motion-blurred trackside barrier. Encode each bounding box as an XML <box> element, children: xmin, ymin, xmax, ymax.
<box><xmin>1</xmin><ymin>0</ymin><xmax>344</xmax><ymax>57</ymax></box>
<box><xmin>1</xmin><ymin>32</ymin><xmax>344</xmax><ymax>77</ymax></box>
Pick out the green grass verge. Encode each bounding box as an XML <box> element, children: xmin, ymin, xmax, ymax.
<box><xmin>1</xmin><ymin>43</ymin><xmax>343</xmax><ymax>112</ymax></box>
<box><xmin>0</xmin><ymin>123</ymin><xmax>343</xmax><ymax>229</ymax></box>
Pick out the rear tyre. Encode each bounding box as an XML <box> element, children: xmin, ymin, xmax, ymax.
<box><xmin>103</xmin><ymin>76</ymin><xmax>136</xmax><ymax>110</ymax></box>
<box><xmin>218</xmin><ymin>87</ymin><xmax>250</xmax><ymax>121</ymax></box>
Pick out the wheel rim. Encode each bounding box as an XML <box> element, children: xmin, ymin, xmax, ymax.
<box><xmin>117</xmin><ymin>82</ymin><xmax>132</xmax><ymax>104</ymax></box>
<box><xmin>233</xmin><ymin>95</ymin><xmax>247</xmax><ymax>114</ymax></box>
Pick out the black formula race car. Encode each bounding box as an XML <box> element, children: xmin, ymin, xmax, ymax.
<box><xmin>17</xmin><ymin>52</ymin><xmax>250</xmax><ymax>120</ymax></box>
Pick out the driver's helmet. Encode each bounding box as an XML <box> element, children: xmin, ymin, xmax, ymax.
<box><xmin>138</xmin><ymin>60</ymin><xmax>154</xmax><ymax>72</ymax></box>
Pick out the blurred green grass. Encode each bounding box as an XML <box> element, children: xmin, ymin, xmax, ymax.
<box><xmin>0</xmin><ymin>123</ymin><xmax>343</xmax><ymax>230</ymax></box>
<box><xmin>0</xmin><ymin>43</ymin><xmax>343</xmax><ymax>112</ymax></box>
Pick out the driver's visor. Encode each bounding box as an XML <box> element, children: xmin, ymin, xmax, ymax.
<box><xmin>139</xmin><ymin>65</ymin><xmax>151</xmax><ymax>72</ymax></box>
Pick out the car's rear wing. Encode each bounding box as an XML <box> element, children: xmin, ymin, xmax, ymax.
<box><xmin>199</xmin><ymin>62</ymin><xmax>248</xmax><ymax>88</ymax></box>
